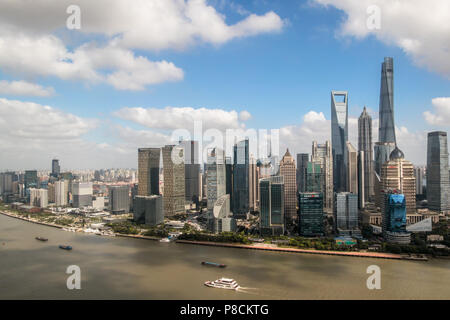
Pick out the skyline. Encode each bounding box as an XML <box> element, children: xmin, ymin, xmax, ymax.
<box><xmin>0</xmin><ymin>0</ymin><xmax>449</xmax><ymax>170</ymax></box>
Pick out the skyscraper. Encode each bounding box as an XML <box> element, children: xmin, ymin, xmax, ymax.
<box><xmin>24</xmin><ymin>170</ymin><xmax>38</xmax><ymax>190</ymax></box>
<box><xmin>312</xmin><ymin>141</ymin><xmax>333</xmax><ymax>213</ymax></box>
<box><xmin>207</xmin><ymin>148</ymin><xmax>226</xmax><ymax>229</ymax></box>
<box><xmin>232</xmin><ymin>139</ymin><xmax>249</xmax><ymax>219</ymax></box>
<box><xmin>162</xmin><ymin>145</ymin><xmax>185</xmax><ymax>217</ymax></box>
<box><xmin>72</xmin><ymin>182</ymin><xmax>93</xmax><ymax>208</ymax></box>
<box><xmin>109</xmin><ymin>185</ymin><xmax>130</xmax><ymax>214</ymax></box>
<box><xmin>357</xmin><ymin>151</ymin><xmax>365</xmax><ymax>209</ymax></box>
<box><xmin>382</xmin><ymin>190</ymin><xmax>411</xmax><ymax>244</ymax></box>
<box><xmin>296</xmin><ymin>153</ymin><xmax>309</xmax><ymax>193</ymax></box>
<box><xmin>138</xmin><ymin>148</ymin><xmax>161</xmax><ymax>196</ymax></box>
<box><xmin>298</xmin><ymin>192</ymin><xmax>324</xmax><ymax>237</ymax></box>
<box><xmin>379</xmin><ymin>57</ymin><xmax>396</xmax><ymax>144</ymax></box>
<box><xmin>346</xmin><ymin>142</ymin><xmax>358</xmax><ymax>195</ymax></box>
<box><xmin>249</xmin><ymin>154</ymin><xmax>258</xmax><ymax>211</ymax></box>
<box><xmin>305</xmin><ymin>161</ymin><xmax>322</xmax><ymax>193</ymax></box>
<box><xmin>29</xmin><ymin>188</ymin><xmax>48</xmax><ymax>208</ymax></box>
<box><xmin>259</xmin><ymin>176</ymin><xmax>285</xmax><ymax>236</ymax></box>
<box><xmin>179</xmin><ymin>140</ymin><xmax>200</xmax><ymax>203</ymax></box>
<box><xmin>280</xmin><ymin>149</ymin><xmax>296</xmax><ymax>222</ymax></box>
<box><xmin>427</xmin><ymin>131</ymin><xmax>450</xmax><ymax>214</ymax></box>
<box><xmin>380</xmin><ymin>147</ymin><xmax>416</xmax><ymax>214</ymax></box>
<box><xmin>51</xmin><ymin>159</ymin><xmax>60</xmax><ymax>178</ymax></box>
<box><xmin>358</xmin><ymin>107</ymin><xmax>374</xmax><ymax>200</ymax></box>
<box><xmin>414</xmin><ymin>167</ymin><xmax>424</xmax><ymax>196</ymax></box>
<box><xmin>55</xmin><ymin>180</ymin><xmax>67</xmax><ymax>206</ymax></box>
<box><xmin>331</xmin><ymin>90</ymin><xmax>348</xmax><ymax>192</ymax></box>
<box><xmin>335</xmin><ymin>192</ymin><xmax>360</xmax><ymax>236</ymax></box>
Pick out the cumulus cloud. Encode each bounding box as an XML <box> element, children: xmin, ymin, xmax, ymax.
<box><xmin>114</xmin><ymin>106</ymin><xmax>251</xmax><ymax>131</ymax></box>
<box><xmin>239</xmin><ymin>110</ymin><xmax>252</xmax><ymax>121</ymax></box>
<box><xmin>0</xmin><ymin>80</ymin><xmax>55</xmax><ymax>97</ymax></box>
<box><xmin>423</xmin><ymin>97</ymin><xmax>450</xmax><ymax>126</ymax></box>
<box><xmin>314</xmin><ymin>0</ymin><xmax>450</xmax><ymax>77</ymax></box>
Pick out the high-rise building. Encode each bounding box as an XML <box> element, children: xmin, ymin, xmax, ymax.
<box><xmin>380</xmin><ymin>147</ymin><xmax>416</xmax><ymax>214</ymax></box>
<box><xmin>346</xmin><ymin>142</ymin><xmax>358</xmax><ymax>195</ymax></box>
<box><xmin>414</xmin><ymin>167</ymin><xmax>424</xmax><ymax>196</ymax></box>
<box><xmin>162</xmin><ymin>145</ymin><xmax>185</xmax><ymax>217</ymax></box>
<box><xmin>259</xmin><ymin>176</ymin><xmax>285</xmax><ymax>236</ymax></box>
<box><xmin>305</xmin><ymin>161</ymin><xmax>322</xmax><ymax>193</ymax></box>
<box><xmin>51</xmin><ymin>159</ymin><xmax>60</xmax><ymax>178</ymax></box>
<box><xmin>249</xmin><ymin>154</ymin><xmax>258</xmax><ymax>211</ymax></box>
<box><xmin>232</xmin><ymin>139</ymin><xmax>249</xmax><ymax>219</ymax></box>
<box><xmin>298</xmin><ymin>192</ymin><xmax>324</xmax><ymax>237</ymax></box>
<box><xmin>72</xmin><ymin>182</ymin><xmax>93</xmax><ymax>208</ymax></box>
<box><xmin>335</xmin><ymin>192</ymin><xmax>360</xmax><ymax>236</ymax></box>
<box><xmin>311</xmin><ymin>141</ymin><xmax>333</xmax><ymax>214</ymax></box>
<box><xmin>357</xmin><ymin>151</ymin><xmax>365</xmax><ymax>209</ymax></box>
<box><xmin>133</xmin><ymin>195</ymin><xmax>164</xmax><ymax>226</ymax></box>
<box><xmin>331</xmin><ymin>91</ymin><xmax>348</xmax><ymax>192</ymax></box>
<box><xmin>296</xmin><ymin>153</ymin><xmax>309</xmax><ymax>193</ymax></box>
<box><xmin>29</xmin><ymin>188</ymin><xmax>48</xmax><ymax>208</ymax></box>
<box><xmin>382</xmin><ymin>190</ymin><xmax>411</xmax><ymax>244</ymax></box>
<box><xmin>109</xmin><ymin>185</ymin><xmax>130</xmax><ymax>214</ymax></box>
<box><xmin>212</xmin><ymin>194</ymin><xmax>236</xmax><ymax>233</ymax></box>
<box><xmin>179</xmin><ymin>140</ymin><xmax>200</xmax><ymax>203</ymax></box>
<box><xmin>427</xmin><ymin>131</ymin><xmax>450</xmax><ymax>214</ymax></box>
<box><xmin>280</xmin><ymin>149</ymin><xmax>296</xmax><ymax>222</ymax></box>
<box><xmin>225</xmin><ymin>157</ymin><xmax>233</xmax><ymax>206</ymax></box>
<box><xmin>24</xmin><ymin>170</ymin><xmax>38</xmax><ymax>190</ymax></box>
<box><xmin>207</xmin><ymin>148</ymin><xmax>226</xmax><ymax>229</ymax></box>
<box><xmin>55</xmin><ymin>180</ymin><xmax>67</xmax><ymax>206</ymax></box>
<box><xmin>358</xmin><ymin>107</ymin><xmax>374</xmax><ymax>200</ymax></box>
<box><xmin>47</xmin><ymin>183</ymin><xmax>55</xmax><ymax>203</ymax></box>
<box><xmin>0</xmin><ymin>172</ymin><xmax>14</xmax><ymax>196</ymax></box>
<box><xmin>379</xmin><ymin>57</ymin><xmax>396</xmax><ymax>144</ymax></box>
<box><xmin>138</xmin><ymin>148</ymin><xmax>161</xmax><ymax>197</ymax></box>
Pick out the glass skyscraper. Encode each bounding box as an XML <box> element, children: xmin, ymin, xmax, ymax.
<box><xmin>296</xmin><ymin>153</ymin><xmax>309</xmax><ymax>193</ymax></box>
<box><xmin>331</xmin><ymin>90</ymin><xmax>348</xmax><ymax>192</ymax></box>
<box><xmin>427</xmin><ymin>131</ymin><xmax>450</xmax><ymax>214</ymax></box>
<box><xmin>138</xmin><ymin>148</ymin><xmax>161</xmax><ymax>197</ymax></box>
<box><xmin>259</xmin><ymin>176</ymin><xmax>285</xmax><ymax>236</ymax></box>
<box><xmin>298</xmin><ymin>192</ymin><xmax>324</xmax><ymax>237</ymax></box>
<box><xmin>232</xmin><ymin>139</ymin><xmax>249</xmax><ymax>219</ymax></box>
<box><xmin>179</xmin><ymin>140</ymin><xmax>200</xmax><ymax>203</ymax></box>
<box><xmin>358</xmin><ymin>107</ymin><xmax>374</xmax><ymax>200</ymax></box>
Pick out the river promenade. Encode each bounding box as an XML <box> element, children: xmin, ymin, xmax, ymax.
<box><xmin>0</xmin><ymin>210</ymin><xmax>424</xmax><ymax>261</ymax></box>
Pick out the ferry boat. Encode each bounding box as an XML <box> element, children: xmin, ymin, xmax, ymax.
<box><xmin>35</xmin><ymin>237</ymin><xmax>48</xmax><ymax>242</ymax></box>
<box><xmin>204</xmin><ymin>278</ymin><xmax>239</xmax><ymax>290</ymax></box>
<box><xmin>59</xmin><ymin>245</ymin><xmax>72</xmax><ymax>251</ymax></box>
<box><xmin>159</xmin><ymin>238</ymin><xmax>171</xmax><ymax>243</ymax></box>
<box><xmin>201</xmin><ymin>261</ymin><xmax>226</xmax><ymax>268</ymax></box>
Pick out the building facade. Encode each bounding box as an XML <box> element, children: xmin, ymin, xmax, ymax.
<box><xmin>109</xmin><ymin>185</ymin><xmax>130</xmax><ymax>214</ymax></box>
<box><xmin>179</xmin><ymin>140</ymin><xmax>200</xmax><ymax>203</ymax></box>
<box><xmin>346</xmin><ymin>141</ymin><xmax>358</xmax><ymax>195</ymax></box>
<box><xmin>358</xmin><ymin>107</ymin><xmax>374</xmax><ymax>200</ymax></box>
<box><xmin>138</xmin><ymin>148</ymin><xmax>161</xmax><ymax>197</ymax></box>
<box><xmin>279</xmin><ymin>149</ymin><xmax>297</xmax><ymax>222</ymax></box>
<box><xmin>133</xmin><ymin>195</ymin><xmax>164</xmax><ymax>226</ymax></box>
<box><xmin>331</xmin><ymin>91</ymin><xmax>348</xmax><ymax>192</ymax></box>
<box><xmin>296</xmin><ymin>153</ymin><xmax>309</xmax><ymax>194</ymax></box>
<box><xmin>162</xmin><ymin>145</ymin><xmax>185</xmax><ymax>217</ymax></box>
<box><xmin>382</xmin><ymin>191</ymin><xmax>411</xmax><ymax>244</ymax></box>
<box><xmin>312</xmin><ymin>141</ymin><xmax>333</xmax><ymax>214</ymax></box>
<box><xmin>72</xmin><ymin>182</ymin><xmax>93</xmax><ymax>208</ymax></box>
<box><xmin>232</xmin><ymin>139</ymin><xmax>249</xmax><ymax>219</ymax></box>
<box><xmin>298</xmin><ymin>192</ymin><xmax>324</xmax><ymax>237</ymax></box>
<box><xmin>335</xmin><ymin>192</ymin><xmax>360</xmax><ymax>236</ymax></box>
<box><xmin>259</xmin><ymin>176</ymin><xmax>285</xmax><ymax>236</ymax></box>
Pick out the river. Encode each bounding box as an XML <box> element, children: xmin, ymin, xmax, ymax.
<box><xmin>0</xmin><ymin>214</ymin><xmax>449</xmax><ymax>299</ymax></box>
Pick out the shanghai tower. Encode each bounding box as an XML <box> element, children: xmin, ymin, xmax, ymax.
<box><xmin>379</xmin><ymin>57</ymin><xmax>396</xmax><ymax>143</ymax></box>
<box><xmin>374</xmin><ymin>57</ymin><xmax>396</xmax><ymax>175</ymax></box>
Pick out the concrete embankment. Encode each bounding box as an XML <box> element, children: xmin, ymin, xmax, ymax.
<box><xmin>0</xmin><ymin>211</ymin><xmax>63</xmax><ymax>229</ymax></box>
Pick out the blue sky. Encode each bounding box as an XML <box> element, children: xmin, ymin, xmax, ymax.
<box><xmin>0</xmin><ymin>0</ymin><xmax>449</xmax><ymax>169</ymax></box>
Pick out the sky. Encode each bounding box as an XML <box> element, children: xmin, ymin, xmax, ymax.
<box><xmin>0</xmin><ymin>0</ymin><xmax>449</xmax><ymax>170</ymax></box>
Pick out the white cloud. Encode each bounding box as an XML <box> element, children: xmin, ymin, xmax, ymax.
<box><xmin>314</xmin><ymin>0</ymin><xmax>450</xmax><ymax>77</ymax></box>
<box><xmin>114</xmin><ymin>106</ymin><xmax>250</xmax><ymax>131</ymax></box>
<box><xmin>0</xmin><ymin>80</ymin><xmax>55</xmax><ymax>97</ymax></box>
<box><xmin>239</xmin><ymin>110</ymin><xmax>252</xmax><ymax>121</ymax></box>
<box><xmin>423</xmin><ymin>97</ymin><xmax>450</xmax><ymax>126</ymax></box>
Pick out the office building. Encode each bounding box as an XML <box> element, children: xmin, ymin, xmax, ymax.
<box><xmin>138</xmin><ymin>148</ymin><xmax>161</xmax><ymax>196</ymax></box>
<box><xmin>346</xmin><ymin>141</ymin><xmax>358</xmax><ymax>194</ymax></box>
<box><xmin>382</xmin><ymin>190</ymin><xmax>411</xmax><ymax>244</ymax></box>
<box><xmin>249</xmin><ymin>154</ymin><xmax>258</xmax><ymax>211</ymax></box>
<box><xmin>305</xmin><ymin>162</ymin><xmax>322</xmax><ymax>193</ymax></box>
<box><xmin>162</xmin><ymin>145</ymin><xmax>185</xmax><ymax>216</ymax></box>
<box><xmin>427</xmin><ymin>131</ymin><xmax>450</xmax><ymax>214</ymax></box>
<box><xmin>225</xmin><ymin>157</ymin><xmax>233</xmax><ymax>206</ymax></box>
<box><xmin>358</xmin><ymin>107</ymin><xmax>374</xmax><ymax>200</ymax></box>
<box><xmin>296</xmin><ymin>153</ymin><xmax>309</xmax><ymax>193</ymax></box>
<box><xmin>335</xmin><ymin>192</ymin><xmax>360</xmax><ymax>236</ymax></box>
<box><xmin>331</xmin><ymin>91</ymin><xmax>348</xmax><ymax>192</ymax></box>
<box><xmin>358</xmin><ymin>151</ymin><xmax>365</xmax><ymax>209</ymax></box>
<box><xmin>51</xmin><ymin>159</ymin><xmax>60</xmax><ymax>178</ymax></box>
<box><xmin>259</xmin><ymin>176</ymin><xmax>285</xmax><ymax>236</ymax></box>
<box><xmin>109</xmin><ymin>185</ymin><xmax>130</xmax><ymax>214</ymax></box>
<box><xmin>207</xmin><ymin>148</ymin><xmax>226</xmax><ymax>229</ymax></box>
<box><xmin>133</xmin><ymin>195</ymin><xmax>164</xmax><ymax>226</ymax></box>
<box><xmin>212</xmin><ymin>194</ymin><xmax>236</xmax><ymax>233</ymax></box>
<box><xmin>0</xmin><ymin>172</ymin><xmax>14</xmax><ymax>196</ymax></box>
<box><xmin>232</xmin><ymin>139</ymin><xmax>249</xmax><ymax>219</ymax></box>
<box><xmin>298</xmin><ymin>192</ymin><xmax>324</xmax><ymax>237</ymax></box>
<box><xmin>72</xmin><ymin>182</ymin><xmax>93</xmax><ymax>208</ymax></box>
<box><xmin>312</xmin><ymin>141</ymin><xmax>333</xmax><ymax>213</ymax></box>
<box><xmin>29</xmin><ymin>188</ymin><xmax>48</xmax><ymax>208</ymax></box>
<box><xmin>280</xmin><ymin>149</ymin><xmax>297</xmax><ymax>222</ymax></box>
<box><xmin>414</xmin><ymin>167</ymin><xmax>424</xmax><ymax>196</ymax></box>
<box><xmin>380</xmin><ymin>147</ymin><xmax>416</xmax><ymax>214</ymax></box>
<box><xmin>24</xmin><ymin>170</ymin><xmax>38</xmax><ymax>190</ymax></box>
<box><xmin>55</xmin><ymin>181</ymin><xmax>67</xmax><ymax>206</ymax></box>
<box><xmin>179</xmin><ymin>140</ymin><xmax>200</xmax><ymax>203</ymax></box>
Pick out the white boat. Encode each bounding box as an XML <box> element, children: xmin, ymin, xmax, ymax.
<box><xmin>159</xmin><ymin>238</ymin><xmax>171</xmax><ymax>243</ymax></box>
<box><xmin>204</xmin><ymin>278</ymin><xmax>239</xmax><ymax>290</ymax></box>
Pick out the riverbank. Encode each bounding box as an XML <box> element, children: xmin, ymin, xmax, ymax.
<box><xmin>175</xmin><ymin>239</ymin><xmax>409</xmax><ymax>260</ymax></box>
<box><xmin>0</xmin><ymin>211</ymin><xmax>428</xmax><ymax>261</ymax></box>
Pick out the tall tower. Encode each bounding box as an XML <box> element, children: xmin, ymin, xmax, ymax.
<box><xmin>379</xmin><ymin>57</ymin><xmax>396</xmax><ymax>144</ymax></box>
<box><xmin>380</xmin><ymin>147</ymin><xmax>416</xmax><ymax>214</ymax></box>
<box><xmin>207</xmin><ymin>148</ymin><xmax>226</xmax><ymax>230</ymax></box>
<box><xmin>179</xmin><ymin>140</ymin><xmax>200</xmax><ymax>203</ymax></box>
<box><xmin>296</xmin><ymin>153</ymin><xmax>309</xmax><ymax>193</ymax></box>
<box><xmin>51</xmin><ymin>159</ymin><xmax>60</xmax><ymax>178</ymax></box>
<box><xmin>162</xmin><ymin>145</ymin><xmax>185</xmax><ymax>216</ymax></box>
<box><xmin>346</xmin><ymin>142</ymin><xmax>358</xmax><ymax>195</ymax></box>
<box><xmin>311</xmin><ymin>141</ymin><xmax>333</xmax><ymax>214</ymax></box>
<box><xmin>259</xmin><ymin>176</ymin><xmax>285</xmax><ymax>236</ymax></box>
<box><xmin>138</xmin><ymin>148</ymin><xmax>161</xmax><ymax>196</ymax></box>
<box><xmin>280</xmin><ymin>149</ymin><xmax>297</xmax><ymax>223</ymax></box>
<box><xmin>232</xmin><ymin>139</ymin><xmax>249</xmax><ymax>219</ymax></box>
<box><xmin>331</xmin><ymin>91</ymin><xmax>348</xmax><ymax>192</ymax></box>
<box><xmin>358</xmin><ymin>107</ymin><xmax>374</xmax><ymax>200</ymax></box>
<box><xmin>427</xmin><ymin>131</ymin><xmax>450</xmax><ymax>214</ymax></box>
